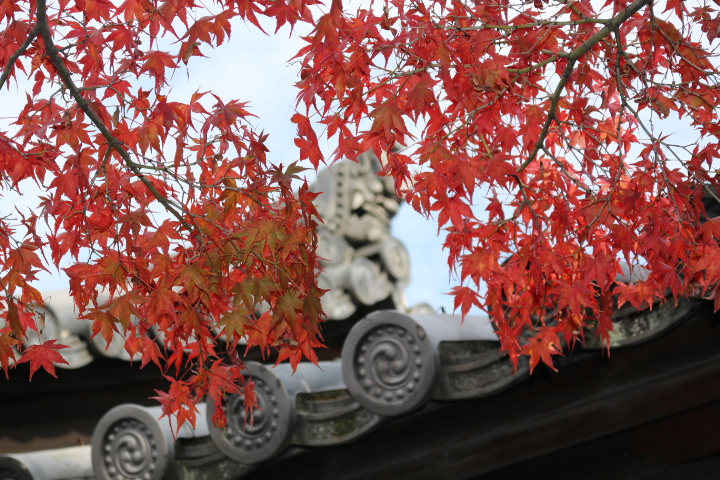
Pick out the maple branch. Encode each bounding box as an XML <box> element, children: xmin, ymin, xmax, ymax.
<box><xmin>35</xmin><ymin>0</ymin><xmax>186</xmax><ymax>226</ymax></box>
<box><xmin>440</xmin><ymin>18</ymin><xmax>611</xmax><ymax>31</ymax></box>
<box><xmin>518</xmin><ymin>0</ymin><xmax>653</xmax><ymax>173</ymax></box>
<box><xmin>507</xmin><ymin>55</ymin><xmax>557</xmax><ymax>75</ymax></box>
<box><xmin>0</xmin><ymin>24</ymin><xmax>40</xmax><ymax>91</ymax></box>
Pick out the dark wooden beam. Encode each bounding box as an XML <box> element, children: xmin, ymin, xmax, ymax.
<box><xmin>246</xmin><ymin>302</ymin><xmax>720</xmax><ymax>480</ymax></box>
<box><xmin>484</xmin><ymin>399</ymin><xmax>720</xmax><ymax>479</ymax></box>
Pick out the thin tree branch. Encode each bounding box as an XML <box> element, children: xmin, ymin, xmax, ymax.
<box><xmin>35</xmin><ymin>0</ymin><xmax>186</xmax><ymax>226</ymax></box>
<box><xmin>518</xmin><ymin>0</ymin><xmax>653</xmax><ymax>173</ymax></box>
<box><xmin>507</xmin><ymin>55</ymin><xmax>557</xmax><ymax>75</ymax></box>
<box><xmin>0</xmin><ymin>24</ymin><xmax>40</xmax><ymax>91</ymax></box>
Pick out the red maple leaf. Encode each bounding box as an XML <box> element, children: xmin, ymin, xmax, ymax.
<box><xmin>523</xmin><ymin>328</ymin><xmax>563</xmax><ymax>373</ymax></box>
<box><xmin>450</xmin><ymin>285</ymin><xmax>482</xmax><ymax>319</ymax></box>
<box><xmin>16</xmin><ymin>340</ymin><xmax>69</xmax><ymax>380</ymax></box>
<box><xmin>0</xmin><ymin>332</ymin><xmax>19</xmax><ymax>378</ymax></box>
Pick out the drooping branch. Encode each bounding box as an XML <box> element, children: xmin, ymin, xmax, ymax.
<box><xmin>0</xmin><ymin>24</ymin><xmax>40</xmax><ymax>91</ymax></box>
<box><xmin>35</xmin><ymin>0</ymin><xmax>186</xmax><ymax>226</ymax></box>
<box><xmin>518</xmin><ymin>0</ymin><xmax>653</xmax><ymax>173</ymax></box>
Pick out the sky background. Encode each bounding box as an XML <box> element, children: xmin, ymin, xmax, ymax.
<box><xmin>3</xmin><ymin>4</ymin><xmax>700</xmax><ymax>318</ymax></box>
<box><xmin>0</xmin><ymin>15</ymin><xmax>465</xmax><ymax>316</ymax></box>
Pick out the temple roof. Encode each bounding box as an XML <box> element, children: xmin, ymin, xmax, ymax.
<box><xmin>2</xmin><ymin>299</ymin><xmax>720</xmax><ymax>480</ymax></box>
<box><xmin>3</xmin><ymin>157</ymin><xmax>720</xmax><ymax>479</ymax></box>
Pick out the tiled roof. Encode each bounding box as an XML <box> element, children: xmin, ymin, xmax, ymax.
<box><xmin>2</xmin><ymin>156</ymin><xmax>717</xmax><ymax>479</ymax></box>
<box><xmin>1</xmin><ymin>297</ymin><xmax>708</xmax><ymax>480</ymax></box>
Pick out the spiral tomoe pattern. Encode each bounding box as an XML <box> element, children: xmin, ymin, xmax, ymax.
<box><xmin>224</xmin><ymin>377</ymin><xmax>279</xmax><ymax>453</ymax></box>
<box><xmin>100</xmin><ymin>419</ymin><xmax>158</xmax><ymax>480</ymax></box>
<box><xmin>355</xmin><ymin>325</ymin><xmax>424</xmax><ymax>404</ymax></box>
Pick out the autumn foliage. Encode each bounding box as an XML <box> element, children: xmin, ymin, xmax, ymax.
<box><xmin>0</xmin><ymin>0</ymin><xmax>325</xmax><ymax>425</ymax></box>
<box><xmin>2</xmin><ymin>0</ymin><xmax>720</xmax><ymax>425</ymax></box>
<box><xmin>292</xmin><ymin>0</ymin><xmax>720</xmax><ymax>370</ymax></box>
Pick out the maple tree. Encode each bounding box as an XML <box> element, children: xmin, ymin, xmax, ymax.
<box><xmin>2</xmin><ymin>0</ymin><xmax>720</xmax><ymax>427</ymax></box>
<box><xmin>291</xmin><ymin>0</ymin><xmax>720</xmax><ymax>370</ymax></box>
<box><xmin>0</xmin><ymin>0</ymin><xmax>326</xmax><ymax>426</ymax></box>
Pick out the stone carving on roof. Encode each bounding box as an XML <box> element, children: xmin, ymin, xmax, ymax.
<box><xmin>90</xmin><ymin>403</ymin><xmax>248</xmax><ymax>480</ymax></box>
<box><xmin>206</xmin><ymin>361</ymin><xmax>384</xmax><ymax>465</ymax></box>
<box><xmin>312</xmin><ymin>150</ymin><xmax>432</xmax><ymax>318</ymax></box>
<box><xmin>341</xmin><ymin>311</ymin><xmax>530</xmax><ymax>417</ymax></box>
<box><xmin>2</xmin><ymin>159</ymin><xmax>713</xmax><ymax>479</ymax></box>
<box><xmin>3</xmin><ymin>151</ymin><xmax>426</xmax><ymax>372</ymax></box>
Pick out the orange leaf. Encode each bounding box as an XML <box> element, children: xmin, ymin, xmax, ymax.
<box><xmin>16</xmin><ymin>340</ymin><xmax>69</xmax><ymax>380</ymax></box>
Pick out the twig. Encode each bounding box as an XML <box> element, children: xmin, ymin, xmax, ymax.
<box><xmin>36</xmin><ymin>0</ymin><xmax>186</xmax><ymax>226</ymax></box>
<box><xmin>518</xmin><ymin>0</ymin><xmax>653</xmax><ymax>173</ymax></box>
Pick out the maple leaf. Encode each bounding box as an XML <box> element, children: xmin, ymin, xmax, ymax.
<box><xmin>179</xmin><ymin>41</ymin><xmax>204</xmax><ymax>65</ymax></box>
<box><xmin>86</xmin><ymin>309</ymin><xmax>125</xmax><ymax>347</ymax></box>
<box><xmin>265</xmin><ymin>0</ymin><xmax>302</xmax><ymax>33</ymax></box>
<box><xmin>108</xmin><ymin>292</ymin><xmax>144</xmax><ymax>326</ymax></box>
<box><xmin>369</xmin><ymin>102</ymin><xmax>410</xmax><ymax>142</ymax></box>
<box><xmin>243</xmin><ymin>378</ymin><xmax>258</xmax><ymax>430</ymax></box>
<box><xmin>523</xmin><ymin>328</ymin><xmax>563</xmax><ymax>373</ymax></box>
<box><xmin>116</xmin><ymin>0</ymin><xmax>148</xmax><ymax>22</ymax></box>
<box><xmin>139</xmin><ymin>51</ymin><xmax>177</xmax><ymax>90</ymax></box>
<box><xmin>139</xmin><ymin>335</ymin><xmax>164</xmax><ymax>369</ymax></box>
<box><xmin>154</xmin><ymin>377</ymin><xmax>198</xmax><ymax>431</ymax></box>
<box><xmin>450</xmin><ymin>285</ymin><xmax>482</xmax><ymax>319</ymax></box>
<box><xmin>80</xmin><ymin>0</ymin><xmax>115</xmax><ymax>21</ymax></box>
<box><xmin>404</xmin><ymin>74</ymin><xmax>437</xmax><ymax>120</ymax></box>
<box><xmin>232</xmin><ymin>0</ymin><xmax>266</xmax><ymax>32</ymax></box>
<box><xmin>5</xmin><ymin>297</ymin><xmax>25</xmax><ymax>340</ymax></box>
<box><xmin>552</xmin><ymin>280</ymin><xmax>597</xmax><ymax>315</ymax></box>
<box><xmin>217</xmin><ymin>307</ymin><xmax>251</xmax><ymax>339</ymax></box>
<box><xmin>205</xmin><ymin>359</ymin><xmax>242</xmax><ymax>410</ymax></box>
<box><xmin>0</xmin><ymin>332</ymin><xmax>18</xmax><ymax>378</ymax></box>
<box><xmin>16</xmin><ymin>340</ymin><xmax>69</xmax><ymax>380</ymax></box>
<box><xmin>292</xmin><ymin>113</ymin><xmax>323</xmax><ymax>168</ymax></box>
<box><xmin>273</xmin><ymin>291</ymin><xmax>304</xmax><ymax>328</ymax></box>
<box><xmin>435</xmin><ymin>195</ymin><xmax>475</xmax><ymax>230</ymax></box>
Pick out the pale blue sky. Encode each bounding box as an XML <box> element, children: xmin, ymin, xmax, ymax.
<box><xmin>0</xmin><ymin>16</ymin><xmax>466</xmax><ymax>316</ymax></box>
<box><xmin>4</xmin><ymin>9</ymin><xmax>704</xmax><ymax>319</ymax></box>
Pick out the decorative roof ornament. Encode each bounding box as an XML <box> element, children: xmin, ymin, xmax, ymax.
<box><xmin>341</xmin><ymin>311</ymin><xmax>529</xmax><ymax>417</ymax></box>
<box><xmin>90</xmin><ymin>403</ymin><xmax>247</xmax><ymax>480</ymax></box>
<box><xmin>206</xmin><ymin>361</ymin><xmax>384</xmax><ymax>464</ymax></box>
<box><xmin>310</xmin><ymin>150</ymin><xmax>424</xmax><ymax>319</ymax></box>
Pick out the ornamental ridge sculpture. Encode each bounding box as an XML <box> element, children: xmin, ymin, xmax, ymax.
<box><xmin>312</xmin><ymin>150</ymin><xmax>432</xmax><ymax>318</ymax></box>
<box><xmin>0</xmin><ymin>154</ymin><xmax>704</xmax><ymax>480</ymax></box>
<box><xmin>2</xmin><ymin>151</ymin><xmax>430</xmax><ymax>371</ymax></box>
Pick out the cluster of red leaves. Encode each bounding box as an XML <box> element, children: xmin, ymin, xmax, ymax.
<box><xmin>0</xmin><ymin>0</ymin><xmax>326</xmax><ymax>427</ymax></box>
<box><xmin>4</xmin><ymin>0</ymin><xmax>720</xmax><ymax>428</ymax></box>
<box><xmin>293</xmin><ymin>0</ymin><xmax>720</xmax><ymax>368</ymax></box>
